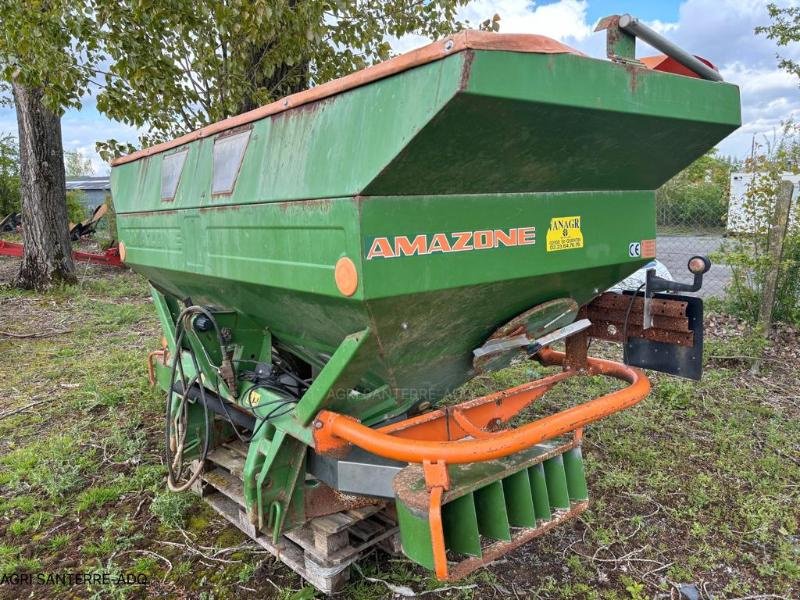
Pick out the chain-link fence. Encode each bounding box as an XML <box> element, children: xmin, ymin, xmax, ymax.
<box><xmin>656</xmin><ymin>232</ymin><xmax>729</xmax><ymax>299</ymax></box>
<box><xmin>655</xmin><ymin>161</ymin><xmax>732</xmax><ymax>299</ymax></box>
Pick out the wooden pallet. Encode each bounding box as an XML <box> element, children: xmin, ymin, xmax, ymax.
<box><xmin>198</xmin><ymin>442</ymin><xmax>399</xmax><ymax>593</ymax></box>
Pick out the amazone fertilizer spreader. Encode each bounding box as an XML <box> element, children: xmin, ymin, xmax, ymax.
<box><xmin>110</xmin><ymin>15</ymin><xmax>740</xmax><ymax>592</ymax></box>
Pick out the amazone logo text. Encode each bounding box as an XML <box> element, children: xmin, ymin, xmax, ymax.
<box><xmin>366</xmin><ymin>227</ymin><xmax>536</xmax><ymax>260</ymax></box>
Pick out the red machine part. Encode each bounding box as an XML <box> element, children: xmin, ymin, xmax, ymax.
<box><xmin>0</xmin><ymin>240</ymin><xmax>123</xmax><ymax>268</ymax></box>
<box><xmin>641</xmin><ymin>54</ymin><xmax>718</xmax><ymax>79</ymax></box>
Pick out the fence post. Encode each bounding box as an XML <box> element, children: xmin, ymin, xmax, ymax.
<box><xmin>753</xmin><ymin>179</ymin><xmax>793</xmax><ymax>373</ymax></box>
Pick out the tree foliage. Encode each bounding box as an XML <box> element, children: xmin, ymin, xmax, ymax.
<box><xmin>0</xmin><ymin>0</ymin><xmax>101</xmax><ymax>112</ymax></box>
<box><xmin>721</xmin><ymin>6</ymin><xmax>800</xmax><ymax>324</ymax></box>
<box><xmin>2</xmin><ymin>1</ymin><xmax>484</xmax><ymax>160</ymax></box>
<box><xmin>0</xmin><ymin>1</ymin><xmax>100</xmax><ymax>288</ymax></box>
<box><xmin>64</xmin><ymin>150</ymin><xmax>95</xmax><ymax>177</ymax></box>
<box><xmin>0</xmin><ymin>0</ymin><xmax>99</xmax><ymax>214</ymax></box>
<box><xmin>65</xmin><ymin>190</ymin><xmax>89</xmax><ymax>223</ymax></box>
<box><xmin>94</xmin><ymin>0</ymin><xmax>477</xmax><ymax>153</ymax></box>
<box><xmin>715</xmin><ymin>122</ymin><xmax>800</xmax><ymax>325</ymax></box>
<box><xmin>656</xmin><ymin>150</ymin><xmax>737</xmax><ymax>230</ymax></box>
<box><xmin>756</xmin><ymin>4</ymin><xmax>800</xmax><ymax>82</ymax></box>
<box><xmin>1</xmin><ymin>0</ymin><xmax>480</xmax><ymax>289</ymax></box>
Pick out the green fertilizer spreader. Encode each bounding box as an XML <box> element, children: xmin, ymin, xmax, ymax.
<box><xmin>110</xmin><ymin>15</ymin><xmax>739</xmax><ymax>592</ymax></box>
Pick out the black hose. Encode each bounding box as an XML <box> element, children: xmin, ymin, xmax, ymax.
<box><xmin>172</xmin><ymin>381</ymin><xmax>257</xmax><ymax>431</ymax></box>
<box><xmin>163</xmin><ymin>304</ymin><xmax>299</xmax><ymax>491</ymax></box>
<box><xmin>622</xmin><ymin>283</ymin><xmax>646</xmax><ymax>364</ymax></box>
<box><xmin>165</xmin><ymin>307</ymin><xmax>211</xmax><ymax>492</ymax></box>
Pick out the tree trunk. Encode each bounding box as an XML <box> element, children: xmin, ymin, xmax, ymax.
<box><xmin>236</xmin><ymin>0</ymin><xmax>310</xmax><ymax>115</ymax></box>
<box><xmin>238</xmin><ymin>49</ymin><xmax>310</xmax><ymax>115</ymax></box>
<box><xmin>11</xmin><ymin>80</ymin><xmax>76</xmax><ymax>290</ymax></box>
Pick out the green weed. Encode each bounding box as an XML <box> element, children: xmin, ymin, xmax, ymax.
<box><xmin>48</xmin><ymin>533</ymin><xmax>72</xmax><ymax>553</ymax></box>
<box><xmin>149</xmin><ymin>491</ymin><xmax>196</xmax><ymax>529</ymax></box>
<box><xmin>75</xmin><ymin>484</ymin><xmax>126</xmax><ymax>512</ymax></box>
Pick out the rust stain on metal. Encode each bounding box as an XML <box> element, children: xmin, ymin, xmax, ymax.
<box><xmin>626</xmin><ymin>62</ymin><xmax>640</xmax><ymax>92</ymax></box>
<box><xmin>588</xmin><ymin>321</ymin><xmax>693</xmax><ymax>346</ymax></box>
<box><xmin>198</xmin><ymin>203</ymin><xmax>242</xmax><ymax>213</ymax></box>
<box><xmin>590</xmin><ymin>292</ymin><xmax>687</xmax><ymax>318</ymax></box>
<box><xmin>594</xmin><ymin>14</ymin><xmax>619</xmax><ymax>33</ymax></box>
<box><xmin>586</xmin><ymin>307</ymin><xmax>690</xmax><ymax>332</ymax></box>
<box><xmin>124</xmin><ymin>209</ymin><xmax>179</xmax><ymax>218</ymax></box>
<box><xmin>564</xmin><ymin>327</ymin><xmax>589</xmax><ymax>371</ymax></box>
<box><xmin>304</xmin><ymin>483</ymin><xmax>383</xmax><ymax>519</ymax></box>
<box><xmin>270</xmin><ymin>94</ymin><xmax>332</xmax><ymax>123</ymax></box>
<box><xmin>215</xmin><ymin>123</ymin><xmax>254</xmax><ymax>139</ymax></box>
<box><xmin>595</xmin><ymin>15</ymin><xmax>622</xmax><ymax>58</ymax></box>
<box><xmin>459</xmin><ymin>50</ymin><xmax>475</xmax><ymax>91</ymax></box>
<box><xmin>276</xmin><ymin>198</ymin><xmax>333</xmax><ymax>213</ymax></box>
<box><xmin>585</xmin><ymin>293</ymin><xmax>694</xmax><ymax>346</ymax></box>
<box><xmin>122</xmin><ymin>198</ymin><xmax>337</xmax><ymax>218</ymax></box>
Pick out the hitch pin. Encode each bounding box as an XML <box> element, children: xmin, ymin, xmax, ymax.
<box><xmin>642</xmin><ymin>255</ymin><xmax>711</xmax><ymax>330</ymax></box>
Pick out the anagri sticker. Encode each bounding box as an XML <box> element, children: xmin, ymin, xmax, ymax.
<box><xmin>546</xmin><ymin>216</ymin><xmax>583</xmax><ymax>252</ymax></box>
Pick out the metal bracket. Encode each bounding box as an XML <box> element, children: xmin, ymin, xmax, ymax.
<box><xmin>626</xmin><ymin>293</ymin><xmax>705</xmax><ymax>380</ymax></box>
<box><xmin>644</xmin><ymin>255</ymin><xmax>711</xmax><ymax>329</ymax></box>
<box><xmin>306</xmin><ymin>446</ymin><xmax>405</xmax><ymax>498</ymax></box>
<box><xmin>294</xmin><ymin>328</ymin><xmax>372</xmax><ymax>426</ymax></box>
<box><xmin>596</xmin><ymin>13</ymin><xmax>723</xmax><ymax>81</ymax></box>
<box><xmin>594</xmin><ymin>15</ymin><xmax>640</xmax><ymax>64</ymax></box>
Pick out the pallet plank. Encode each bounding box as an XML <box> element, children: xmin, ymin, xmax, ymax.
<box><xmin>200</xmin><ymin>455</ymin><xmax>398</xmax><ymax>594</ymax></box>
<box><xmin>203</xmin><ymin>468</ymin><xmax>246</xmax><ymax>507</ymax></box>
<box><xmin>223</xmin><ymin>440</ymin><xmax>250</xmax><ymax>458</ymax></box>
<box><xmin>310</xmin><ymin>512</ymin><xmax>358</xmax><ymax>534</ymax></box>
<box><xmin>349</xmin><ymin>517</ymin><xmax>383</xmax><ymax>541</ymax></box>
<box><xmin>204</xmin><ymin>493</ymin><xmax>348</xmax><ymax>593</ymax></box>
<box><xmin>207</xmin><ymin>447</ymin><xmax>246</xmax><ymax>477</ymax></box>
<box><xmin>286</xmin><ymin>518</ymin><xmax>399</xmax><ymax>565</ymax></box>
<box><xmin>347</xmin><ymin>505</ymin><xmax>383</xmax><ymax>521</ymax></box>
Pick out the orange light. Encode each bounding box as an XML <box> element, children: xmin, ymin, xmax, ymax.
<box><xmin>688</xmin><ymin>257</ymin><xmax>707</xmax><ymax>274</ymax></box>
<box><xmin>334</xmin><ymin>257</ymin><xmax>358</xmax><ymax>297</ymax></box>
<box><xmin>118</xmin><ymin>241</ymin><xmax>126</xmax><ymax>262</ymax></box>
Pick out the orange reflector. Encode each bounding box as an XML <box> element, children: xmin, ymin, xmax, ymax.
<box><xmin>641</xmin><ymin>239</ymin><xmax>656</xmax><ymax>258</ymax></box>
<box><xmin>118</xmin><ymin>241</ymin><xmax>126</xmax><ymax>262</ymax></box>
<box><xmin>688</xmin><ymin>257</ymin><xmax>706</xmax><ymax>274</ymax></box>
<box><xmin>334</xmin><ymin>257</ymin><xmax>358</xmax><ymax>297</ymax></box>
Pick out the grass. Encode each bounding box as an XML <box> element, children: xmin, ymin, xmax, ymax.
<box><xmin>149</xmin><ymin>491</ymin><xmax>197</xmax><ymax>529</ymax></box>
<box><xmin>0</xmin><ymin>257</ymin><xmax>798</xmax><ymax>598</ymax></box>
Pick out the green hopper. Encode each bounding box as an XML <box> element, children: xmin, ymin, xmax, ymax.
<box><xmin>111</xmin><ymin>17</ymin><xmax>739</xmax><ymax>592</ymax></box>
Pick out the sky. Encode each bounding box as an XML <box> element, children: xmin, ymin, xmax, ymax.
<box><xmin>0</xmin><ymin>0</ymin><xmax>796</xmax><ymax>175</ymax></box>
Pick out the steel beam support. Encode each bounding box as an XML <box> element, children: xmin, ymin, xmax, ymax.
<box><xmin>294</xmin><ymin>328</ymin><xmax>372</xmax><ymax>426</ymax></box>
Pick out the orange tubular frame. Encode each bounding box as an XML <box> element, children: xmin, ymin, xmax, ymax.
<box><xmin>312</xmin><ymin>347</ymin><xmax>650</xmax><ymax>581</ymax></box>
<box><xmin>147</xmin><ymin>349</ymin><xmax>169</xmax><ymax>387</ymax></box>
<box><xmin>313</xmin><ymin>348</ymin><xmax>650</xmax><ymax>466</ymax></box>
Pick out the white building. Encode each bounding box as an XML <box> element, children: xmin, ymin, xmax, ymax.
<box><xmin>727</xmin><ymin>172</ymin><xmax>799</xmax><ymax>234</ymax></box>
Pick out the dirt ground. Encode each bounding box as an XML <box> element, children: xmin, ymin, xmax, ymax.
<box><xmin>0</xmin><ymin>255</ymin><xmax>798</xmax><ymax>599</ymax></box>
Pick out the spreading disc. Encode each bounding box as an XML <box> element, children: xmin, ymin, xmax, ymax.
<box><xmin>473</xmin><ymin>298</ymin><xmax>579</xmax><ymax>373</ymax></box>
